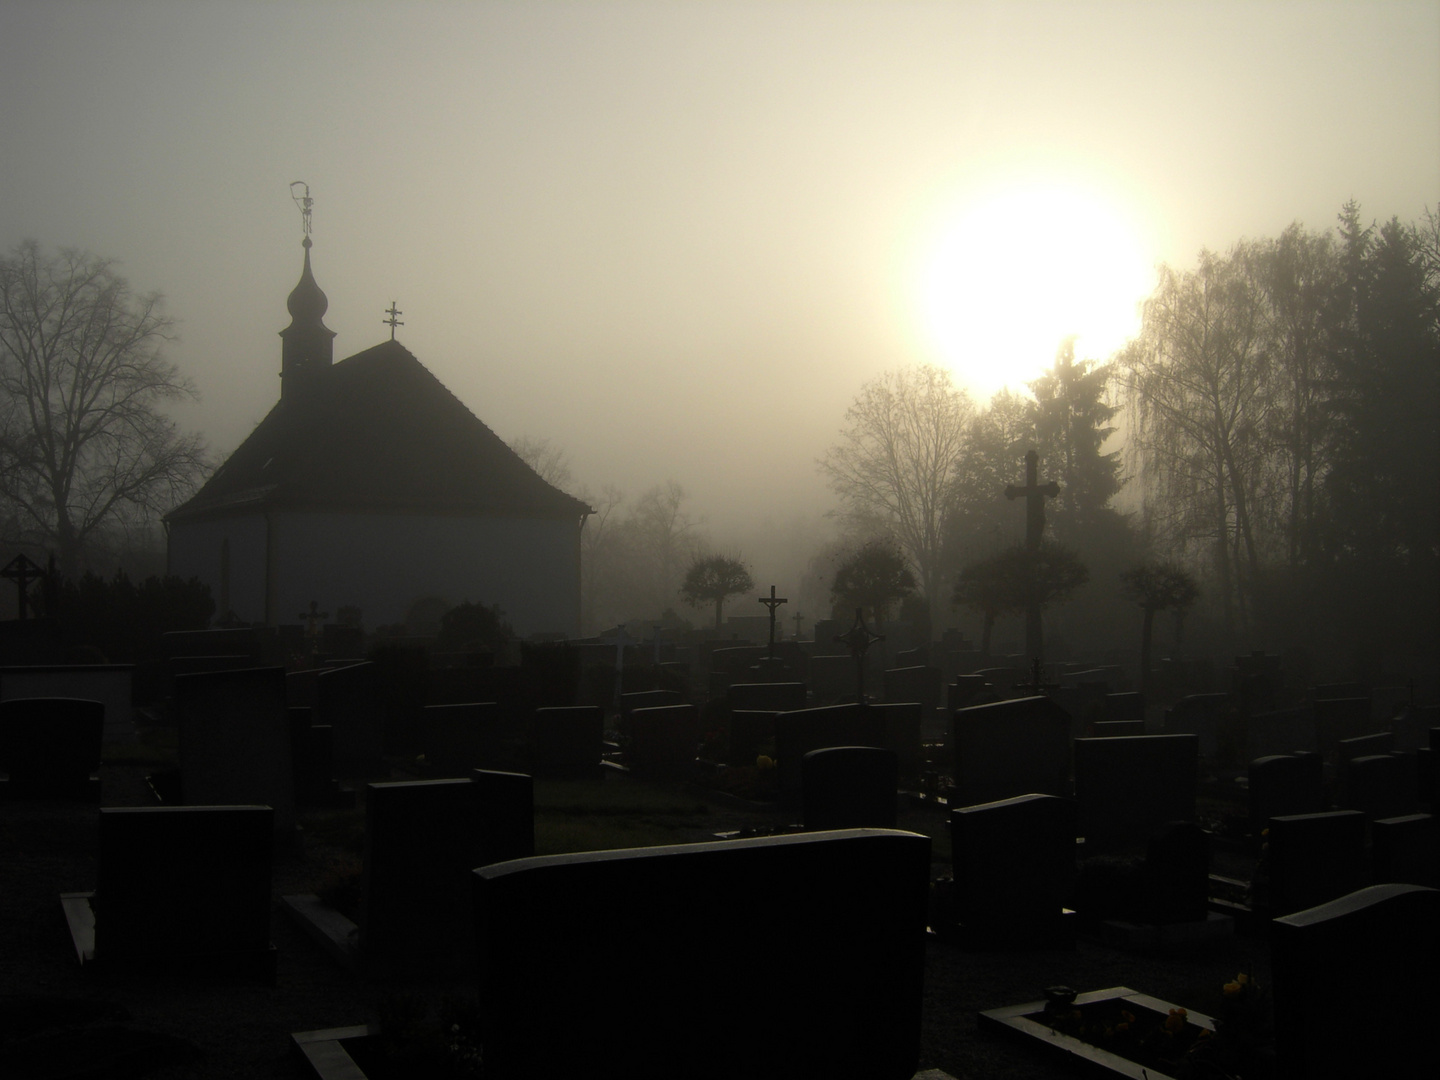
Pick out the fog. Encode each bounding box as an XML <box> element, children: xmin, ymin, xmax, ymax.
<box><xmin>2</xmin><ymin>1</ymin><xmax>1436</xmax><ymax>593</ymax></box>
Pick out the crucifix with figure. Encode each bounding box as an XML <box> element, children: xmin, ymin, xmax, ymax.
<box><xmin>1004</xmin><ymin>449</ymin><xmax>1060</xmax><ymax>665</ymax></box>
<box><xmin>758</xmin><ymin>585</ymin><xmax>787</xmax><ymax>658</ymax></box>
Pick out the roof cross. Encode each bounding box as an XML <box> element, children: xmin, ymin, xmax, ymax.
<box><xmin>383</xmin><ymin>302</ymin><xmax>404</xmax><ymax>340</ymax></box>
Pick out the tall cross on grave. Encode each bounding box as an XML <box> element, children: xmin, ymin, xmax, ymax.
<box><xmin>835</xmin><ymin>608</ymin><xmax>884</xmax><ymax>705</ymax></box>
<box><xmin>1004</xmin><ymin>449</ymin><xmax>1061</xmax><ymax>665</ymax></box>
<box><xmin>299</xmin><ymin>600</ymin><xmax>329</xmax><ymax>645</ymax></box>
<box><xmin>758</xmin><ymin>585</ymin><xmax>787</xmax><ymax>657</ymax></box>
<box><xmin>611</xmin><ymin>623</ymin><xmax>638</xmax><ymax>708</ymax></box>
<box><xmin>792</xmin><ymin>610</ymin><xmax>805</xmax><ymax>641</ymax></box>
<box><xmin>383</xmin><ymin>301</ymin><xmax>404</xmax><ymax>340</ymax></box>
<box><xmin>1</xmin><ymin>553</ymin><xmax>45</xmax><ymax>621</ymax></box>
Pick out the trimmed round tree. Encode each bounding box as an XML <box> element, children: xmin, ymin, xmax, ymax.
<box><xmin>681</xmin><ymin>555</ymin><xmax>755</xmax><ymax>630</ymax></box>
<box><xmin>1120</xmin><ymin>560</ymin><xmax>1200</xmax><ymax>694</ymax></box>
<box><xmin>831</xmin><ymin>539</ymin><xmax>917</xmax><ymax>628</ymax></box>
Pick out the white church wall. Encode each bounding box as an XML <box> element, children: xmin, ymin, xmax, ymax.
<box><xmin>166</xmin><ymin>515</ymin><xmax>269</xmax><ymax>624</ymax></box>
<box><xmin>271</xmin><ymin>510</ymin><xmax>580</xmax><ymax>638</ymax></box>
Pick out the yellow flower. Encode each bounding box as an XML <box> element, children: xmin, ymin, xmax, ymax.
<box><xmin>1164</xmin><ymin>1008</ymin><xmax>1188</xmax><ymax>1033</ymax></box>
<box><xmin>1223</xmin><ymin>981</ymin><xmax>1243</xmax><ymax>996</ymax></box>
<box><xmin>756</xmin><ymin>755</ymin><xmax>776</xmax><ymax>771</ymax></box>
<box><xmin>1236</xmin><ymin>973</ymin><xmax>1250</xmax><ymax>985</ymax></box>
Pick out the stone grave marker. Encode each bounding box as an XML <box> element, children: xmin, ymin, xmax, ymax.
<box><xmin>61</xmin><ymin>805</ymin><xmax>275</xmax><ymax>979</ymax></box>
<box><xmin>1072</xmin><ymin>734</ymin><xmax>1199</xmax><ymax>853</ymax></box>
<box><xmin>1339</xmin><ymin>753</ymin><xmax>1413</xmax><ymax>820</ymax></box>
<box><xmin>423</xmin><ymin>701</ymin><xmax>523</xmax><ymax>775</ymax></box>
<box><xmin>807</xmin><ymin>654</ymin><xmax>854</xmax><ymax>704</ymax></box>
<box><xmin>1248</xmin><ymin>754</ymin><xmax>1324</xmax><ymax>838</ymax></box>
<box><xmin>0</xmin><ymin>664</ymin><xmax>134</xmax><ymax>742</ymax></box>
<box><xmin>1157</xmin><ymin>694</ymin><xmax>1226</xmax><ymax>760</ymax></box>
<box><xmin>1245</xmin><ymin>705</ymin><xmax>1317</xmax><ymax>759</ymax></box>
<box><xmin>174</xmin><ymin>666</ymin><xmax>294</xmax><ymax>835</ymax></box>
<box><xmin>882</xmin><ymin>665</ymin><xmax>942</xmax><ymax>720</ymax></box>
<box><xmin>1370</xmin><ymin>813</ymin><xmax>1438</xmax><ymax>888</ymax></box>
<box><xmin>1139</xmin><ymin>821</ymin><xmax>1210</xmax><ymax>925</ymax></box>
<box><xmin>951</xmin><ymin>696</ymin><xmax>1070</xmax><ymax>810</ymax></box>
<box><xmin>879</xmin><ymin>699</ymin><xmax>923</xmax><ymax>778</ymax></box>
<box><xmin>1313</xmin><ymin>696</ymin><xmax>1373</xmax><ymax>757</ymax></box>
<box><xmin>774</xmin><ymin>703</ymin><xmax>884</xmax><ymax>804</ymax></box>
<box><xmin>1089</xmin><ymin>720</ymin><xmax>1145</xmax><ymax>738</ymax></box>
<box><xmin>473</xmin><ymin>829</ymin><xmax>931</xmax><ymax>1080</ymax></box>
<box><xmin>529</xmin><ymin>705</ymin><xmax>603</xmax><ymax>779</ymax></box>
<box><xmin>801</xmin><ymin>746</ymin><xmax>897</xmax><ymax>830</ymax></box>
<box><xmin>946</xmin><ymin>674</ymin><xmax>992</xmax><ymax>714</ymax></box>
<box><xmin>1266</xmin><ymin>810</ymin><xmax>1367</xmax><ymax>917</ymax></box>
<box><xmin>627</xmin><ymin>703</ymin><xmax>701</xmax><ymax>781</ymax></box>
<box><xmin>289</xmin><ymin>708</ymin><xmax>348</xmax><ymax>808</ymax></box>
<box><xmin>729</xmin><ymin>681</ymin><xmax>807</xmax><ymax>712</ymax></box>
<box><xmin>949</xmin><ymin>793</ymin><xmax>1076</xmax><ymax>949</ymax></box>
<box><xmin>0</xmin><ymin>697</ymin><xmax>103</xmax><ymax>801</ymax></box>
<box><xmin>728</xmin><ymin>709</ymin><xmax>778</xmax><ymax>766</ymax></box>
<box><xmin>472</xmin><ymin>768</ymin><xmax>535</xmax><ymax>867</ymax></box>
<box><xmin>1391</xmin><ymin>703</ymin><xmax>1438</xmax><ymax>752</ymax></box>
<box><xmin>1272</xmin><ymin>883</ymin><xmax>1439</xmax><ymax>1079</ymax></box>
<box><xmin>1102</xmin><ymin>691</ymin><xmax>1146</xmax><ymax>726</ymax></box>
<box><xmin>315</xmin><ymin>662</ymin><xmax>386</xmax><ymax>777</ymax></box>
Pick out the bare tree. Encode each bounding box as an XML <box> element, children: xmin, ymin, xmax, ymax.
<box><xmin>0</xmin><ymin>242</ymin><xmax>207</xmax><ymax>575</ymax></box>
<box><xmin>510</xmin><ymin>434</ymin><xmax>574</xmax><ymax>492</ymax></box>
<box><xmin>819</xmin><ymin>364</ymin><xmax>973</xmax><ymax>627</ymax></box>
<box><xmin>680</xmin><ymin>554</ymin><xmax>754</xmax><ymax>629</ymax></box>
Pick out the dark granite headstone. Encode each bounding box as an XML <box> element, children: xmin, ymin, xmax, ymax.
<box><xmin>807</xmin><ymin>654</ymin><xmax>854</xmax><ymax>704</ymax></box>
<box><xmin>1089</xmin><ymin>720</ymin><xmax>1145</xmax><ymax>738</ymax></box>
<box><xmin>1163</xmin><ymin>692</ymin><xmax>1229</xmax><ymax>761</ymax></box>
<box><xmin>1267</xmin><ymin>810</ymin><xmax>1367</xmax><ymax>917</ymax></box>
<box><xmin>1141</xmin><ymin>821</ymin><xmax>1210</xmax><ymax>924</ymax></box>
<box><xmin>66</xmin><ymin>804</ymin><xmax>274</xmax><ymax>979</ymax></box>
<box><xmin>0</xmin><ymin>665</ymin><xmax>133</xmax><ymax>742</ymax></box>
<box><xmin>1072</xmin><ymin>734</ymin><xmax>1199</xmax><ymax>853</ymax></box>
<box><xmin>1102</xmin><ymin>691</ymin><xmax>1146</xmax><ymax>725</ymax></box>
<box><xmin>949</xmin><ymin>793</ymin><xmax>1076</xmax><ymax>948</ymax></box>
<box><xmin>471</xmin><ymin>768</ymin><xmax>535</xmax><ymax>867</ymax></box>
<box><xmin>529</xmin><ymin>706</ymin><xmax>603</xmax><ymax>779</ymax></box>
<box><xmin>729</xmin><ymin>682</ymin><xmax>807</xmax><ymax>712</ymax></box>
<box><xmin>728</xmin><ymin>709</ymin><xmax>778</xmax><ymax>766</ymax></box>
<box><xmin>1370</xmin><ymin>813</ymin><xmax>1438</xmax><ymax>888</ymax></box>
<box><xmin>0</xmin><ymin>696</ymin><xmax>103</xmax><ymax>801</ymax></box>
<box><xmin>473</xmin><ymin>829</ymin><xmax>931</xmax><ymax>1080</ymax></box>
<box><xmin>1246</xmin><ymin>706</ymin><xmax>1316</xmax><ymax>759</ymax></box>
<box><xmin>1272</xmin><ymin>883</ymin><xmax>1440</xmax><ymax>1080</ymax></box>
<box><xmin>1340</xmin><ymin>753</ymin><xmax>1413</xmax><ymax>820</ymax></box>
<box><xmin>1313</xmin><ymin>696</ymin><xmax>1373</xmax><ymax>757</ymax></box>
<box><xmin>801</xmin><ymin>746</ymin><xmax>897</xmax><ymax>830</ymax></box>
<box><xmin>361</xmin><ymin>778</ymin><xmax>488</xmax><ymax>978</ymax></box>
<box><xmin>878</xmin><ymin>699</ymin><xmax>923</xmax><ymax>778</ymax></box>
<box><xmin>315</xmin><ymin>662</ymin><xmax>385</xmax><ymax>777</ymax></box>
<box><xmin>174</xmin><ymin>666</ymin><xmax>294</xmax><ymax>835</ymax></box>
<box><xmin>619</xmin><ymin>689</ymin><xmax>684</xmax><ymax>720</ymax></box>
<box><xmin>424</xmin><ymin>701</ymin><xmax>525</xmax><ymax>775</ymax></box>
<box><xmin>882</xmin><ymin>665</ymin><xmax>942</xmax><ymax>722</ymax></box>
<box><xmin>774</xmin><ymin>703</ymin><xmax>883</xmax><ymax>804</ymax></box>
<box><xmin>952</xmin><ymin>696</ymin><xmax>1070</xmax><ymax>810</ymax></box>
<box><xmin>1248</xmin><ymin>754</ymin><xmax>1324</xmax><ymax>837</ymax></box>
<box><xmin>628</xmin><ymin>704</ymin><xmax>701</xmax><ymax>781</ymax></box>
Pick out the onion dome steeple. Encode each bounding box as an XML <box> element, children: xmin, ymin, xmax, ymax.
<box><xmin>279</xmin><ymin>185</ymin><xmax>336</xmax><ymax>403</ymax></box>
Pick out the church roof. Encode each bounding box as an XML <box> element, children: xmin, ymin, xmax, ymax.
<box><xmin>167</xmin><ymin>339</ymin><xmax>593</xmax><ymax>523</ymax></box>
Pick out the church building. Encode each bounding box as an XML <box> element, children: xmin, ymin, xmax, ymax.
<box><xmin>165</xmin><ymin>235</ymin><xmax>592</xmax><ymax>638</ymax></box>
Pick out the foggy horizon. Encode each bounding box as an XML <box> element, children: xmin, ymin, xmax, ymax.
<box><xmin>2</xmin><ymin>1</ymin><xmax>1437</xmax><ymax>605</ymax></box>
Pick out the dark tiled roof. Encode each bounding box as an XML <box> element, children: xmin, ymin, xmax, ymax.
<box><xmin>167</xmin><ymin>340</ymin><xmax>592</xmax><ymax>522</ymax></box>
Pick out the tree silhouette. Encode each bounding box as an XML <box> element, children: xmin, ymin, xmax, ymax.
<box><xmin>953</xmin><ymin>540</ymin><xmax>1089</xmax><ymax>658</ymax></box>
<box><xmin>1120</xmin><ymin>560</ymin><xmax>1199</xmax><ymax>695</ymax></box>
<box><xmin>680</xmin><ymin>554</ymin><xmax>754</xmax><ymax>630</ymax></box>
<box><xmin>830</xmin><ymin>539</ymin><xmax>916</xmax><ymax>628</ymax></box>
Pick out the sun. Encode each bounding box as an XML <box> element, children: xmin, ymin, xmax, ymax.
<box><xmin>913</xmin><ymin>179</ymin><xmax>1155</xmax><ymax>402</ymax></box>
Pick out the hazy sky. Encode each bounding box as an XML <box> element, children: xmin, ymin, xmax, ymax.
<box><xmin>2</xmin><ymin>1</ymin><xmax>1437</xmax><ymax>582</ymax></box>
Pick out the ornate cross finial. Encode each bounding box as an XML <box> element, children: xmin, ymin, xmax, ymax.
<box><xmin>383</xmin><ymin>301</ymin><xmax>404</xmax><ymax>340</ymax></box>
<box><xmin>835</xmin><ymin>607</ymin><xmax>884</xmax><ymax>704</ymax></box>
<box><xmin>290</xmin><ymin>181</ymin><xmax>313</xmax><ymax>237</ymax></box>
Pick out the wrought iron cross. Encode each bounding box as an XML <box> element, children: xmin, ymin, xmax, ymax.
<box><xmin>383</xmin><ymin>301</ymin><xmax>404</xmax><ymax>339</ymax></box>
<box><xmin>1</xmin><ymin>554</ymin><xmax>44</xmax><ymax>621</ymax></box>
<box><xmin>758</xmin><ymin>585</ymin><xmax>787</xmax><ymax>657</ymax></box>
<box><xmin>835</xmin><ymin>608</ymin><xmax>884</xmax><ymax>704</ymax></box>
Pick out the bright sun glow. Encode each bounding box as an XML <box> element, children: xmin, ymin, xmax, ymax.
<box><xmin>914</xmin><ymin>180</ymin><xmax>1154</xmax><ymax>402</ymax></box>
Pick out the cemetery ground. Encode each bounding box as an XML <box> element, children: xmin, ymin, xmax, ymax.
<box><xmin>0</xmin><ymin>721</ymin><xmax>1271</xmax><ymax>1080</ymax></box>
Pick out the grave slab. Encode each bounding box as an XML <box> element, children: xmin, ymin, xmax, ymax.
<box><xmin>0</xmin><ymin>696</ymin><xmax>103</xmax><ymax>801</ymax></box>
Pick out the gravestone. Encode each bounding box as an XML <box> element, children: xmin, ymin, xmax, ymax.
<box><xmin>1335</xmin><ymin>730</ymin><xmax>1394</xmax><ymax>760</ymax></box>
<box><xmin>289</xmin><ymin>708</ymin><xmax>347</xmax><ymax>808</ymax></box>
<box><xmin>619</xmin><ymin>689</ymin><xmax>684</xmax><ymax>720</ymax></box>
<box><xmin>807</xmin><ymin>655</ymin><xmax>854</xmax><ymax>704</ymax></box>
<box><xmin>315</xmin><ymin>662</ymin><xmax>386</xmax><ymax>777</ymax></box>
<box><xmin>1072</xmin><ymin>734</ymin><xmax>1199</xmax><ymax>853</ymax></box>
<box><xmin>1089</xmin><ymin>720</ymin><xmax>1145</xmax><ymax>738</ymax></box>
<box><xmin>174</xmin><ymin>666</ymin><xmax>294</xmax><ymax>835</ymax></box>
<box><xmin>729</xmin><ymin>682</ymin><xmax>807</xmax><ymax>713</ymax></box>
<box><xmin>61</xmin><ymin>805</ymin><xmax>275</xmax><ymax>979</ymax></box>
<box><xmin>471</xmin><ymin>768</ymin><xmax>535</xmax><ymax>867</ymax></box>
<box><xmin>882</xmin><ymin>665</ymin><xmax>942</xmax><ymax>723</ymax></box>
<box><xmin>951</xmin><ymin>696</ymin><xmax>1070</xmax><ymax>810</ymax></box>
<box><xmin>801</xmin><ymin>746</ymin><xmax>897</xmax><ymax>830</ymax></box>
<box><xmin>1271</xmin><ymin>883</ymin><xmax>1440</xmax><ymax>1080</ymax></box>
<box><xmin>423</xmin><ymin>702</ymin><xmax>522</xmax><ymax>775</ymax></box>
<box><xmin>878</xmin><ymin>700</ymin><xmax>923</xmax><ymax>778</ymax></box>
<box><xmin>1140</xmin><ymin>821</ymin><xmax>1210</xmax><ymax>925</ymax></box>
<box><xmin>1248</xmin><ymin>754</ymin><xmax>1324</xmax><ymax>838</ymax></box>
<box><xmin>774</xmin><ymin>703</ymin><xmax>883</xmax><ymax>804</ymax></box>
<box><xmin>1370</xmin><ymin>813</ymin><xmax>1438</xmax><ymax>888</ymax></box>
<box><xmin>473</xmin><ymin>829</ymin><xmax>931</xmax><ymax>1080</ymax></box>
<box><xmin>1339</xmin><ymin>753</ymin><xmax>1413</xmax><ymax>820</ymax></box>
<box><xmin>0</xmin><ymin>697</ymin><xmax>103</xmax><ymax>801</ymax></box>
<box><xmin>1246</xmin><ymin>706</ymin><xmax>1316</xmax><ymax>759</ymax></box>
<box><xmin>360</xmin><ymin>778</ymin><xmax>490</xmax><ymax>978</ymax></box>
<box><xmin>1266</xmin><ymin>810</ymin><xmax>1367</xmax><ymax>917</ymax></box>
<box><xmin>946</xmin><ymin>674</ymin><xmax>992</xmax><ymax>714</ymax></box>
<box><xmin>728</xmin><ymin>709</ymin><xmax>778</xmax><ymax>766</ymax></box>
<box><xmin>163</xmin><ymin>627</ymin><xmax>271</xmax><ymax>664</ymax></box>
<box><xmin>0</xmin><ymin>665</ymin><xmax>133</xmax><ymax>742</ymax></box>
<box><xmin>627</xmin><ymin>703</ymin><xmax>701</xmax><ymax>781</ymax></box>
<box><xmin>1313</xmin><ymin>696</ymin><xmax>1373</xmax><ymax>757</ymax></box>
<box><xmin>949</xmin><ymin>793</ymin><xmax>1076</xmax><ymax>949</ymax></box>
<box><xmin>1102</xmin><ymin>692</ymin><xmax>1146</xmax><ymax>726</ymax></box>
<box><xmin>529</xmin><ymin>705</ymin><xmax>603</xmax><ymax>779</ymax></box>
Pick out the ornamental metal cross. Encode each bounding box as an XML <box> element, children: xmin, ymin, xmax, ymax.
<box><xmin>758</xmin><ymin>585</ymin><xmax>787</xmax><ymax>657</ymax></box>
<box><xmin>835</xmin><ymin>607</ymin><xmax>884</xmax><ymax>704</ymax></box>
<box><xmin>383</xmin><ymin>301</ymin><xmax>404</xmax><ymax>339</ymax></box>
<box><xmin>1</xmin><ymin>554</ymin><xmax>44</xmax><ymax>621</ymax></box>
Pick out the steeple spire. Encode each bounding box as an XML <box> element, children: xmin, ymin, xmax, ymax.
<box><xmin>279</xmin><ymin>183</ymin><xmax>335</xmax><ymax>402</ymax></box>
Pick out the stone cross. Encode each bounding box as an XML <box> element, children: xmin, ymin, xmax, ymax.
<box><xmin>1004</xmin><ymin>449</ymin><xmax>1060</xmax><ymax>664</ymax></box>
<box><xmin>758</xmin><ymin>585</ymin><xmax>788</xmax><ymax>657</ymax></box>
<box><xmin>383</xmin><ymin>301</ymin><xmax>404</xmax><ymax>339</ymax></box>
<box><xmin>299</xmin><ymin>600</ymin><xmax>330</xmax><ymax>642</ymax></box>
<box><xmin>792</xmin><ymin>611</ymin><xmax>806</xmax><ymax>641</ymax></box>
<box><xmin>835</xmin><ymin>608</ymin><xmax>884</xmax><ymax>705</ymax></box>
<box><xmin>1</xmin><ymin>553</ymin><xmax>44</xmax><ymax>621</ymax></box>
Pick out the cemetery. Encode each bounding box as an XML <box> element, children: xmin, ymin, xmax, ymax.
<box><xmin>2</xmin><ymin>589</ymin><xmax>1437</xmax><ymax>1080</ymax></box>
